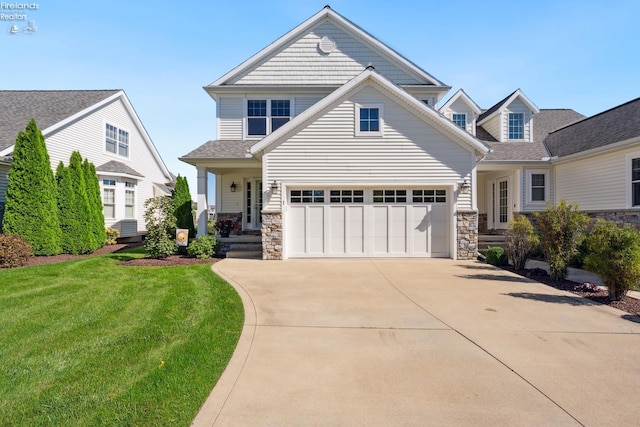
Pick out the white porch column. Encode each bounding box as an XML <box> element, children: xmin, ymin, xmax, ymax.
<box><xmin>196</xmin><ymin>166</ymin><xmax>208</xmax><ymax>237</ymax></box>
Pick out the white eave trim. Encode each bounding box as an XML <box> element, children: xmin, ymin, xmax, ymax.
<box><xmin>96</xmin><ymin>171</ymin><xmax>145</xmax><ymax>180</ymax></box>
<box><xmin>208</xmin><ymin>7</ymin><xmax>445</xmax><ymax>88</ymax></box>
<box><xmin>439</xmin><ymin>89</ymin><xmax>482</xmax><ymax>115</ymax></box>
<box><xmin>250</xmin><ymin>69</ymin><xmax>490</xmax><ymax>156</ymax></box>
<box><xmin>477</xmin><ymin>89</ymin><xmax>540</xmax><ymax>126</ymax></box>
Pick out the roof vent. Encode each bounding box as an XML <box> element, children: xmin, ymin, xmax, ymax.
<box><xmin>318</xmin><ymin>36</ymin><xmax>336</xmax><ymax>54</ymax></box>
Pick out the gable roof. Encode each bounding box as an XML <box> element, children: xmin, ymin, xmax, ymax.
<box><xmin>181</xmin><ymin>140</ymin><xmax>255</xmax><ymax>161</ymax></box>
<box><xmin>208</xmin><ymin>5</ymin><xmax>446</xmax><ymax>88</ymax></box>
<box><xmin>544</xmin><ymin>97</ymin><xmax>640</xmax><ymax>158</ymax></box>
<box><xmin>477</xmin><ymin>89</ymin><xmax>540</xmax><ymax>125</ymax></box>
<box><xmin>479</xmin><ymin>109</ymin><xmax>584</xmax><ymax>162</ymax></box>
<box><xmin>439</xmin><ymin>89</ymin><xmax>481</xmax><ymax>115</ymax></box>
<box><xmin>0</xmin><ymin>90</ymin><xmax>173</xmax><ymax>181</ymax></box>
<box><xmin>0</xmin><ymin>90</ymin><xmax>119</xmax><ymax>151</ymax></box>
<box><xmin>250</xmin><ymin>68</ymin><xmax>489</xmax><ymax>156</ymax></box>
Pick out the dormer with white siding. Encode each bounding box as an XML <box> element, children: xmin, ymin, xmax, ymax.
<box><xmin>438</xmin><ymin>89</ymin><xmax>482</xmax><ymax>136</ymax></box>
<box><xmin>477</xmin><ymin>89</ymin><xmax>539</xmax><ymax>142</ymax></box>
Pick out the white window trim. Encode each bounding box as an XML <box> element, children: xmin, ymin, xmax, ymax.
<box><xmin>526</xmin><ymin>169</ymin><xmax>550</xmax><ymax>205</ymax></box>
<box><xmin>101</xmin><ymin>178</ymin><xmax>117</xmax><ymax>219</ymax></box>
<box><xmin>104</xmin><ymin>121</ymin><xmax>130</xmax><ymax>159</ymax></box>
<box><xmin>625</xmin><ymin>151</ymin><xmax>640</xmax><ymax>208</ymax></box>
<box><xmin>507</xmin><ymin>112</ymin><xmax>525</xmax><ymax>141</ymax></box>
<box><xmin>355</xmin><ymin>103</ymin><xmax>384</xmax><ymax>137</ymax></box>
<box><xmin>244</xmin><ymin>97</ymin><xmax>294</xmax><ymax>140</ymax></box>
<box><xmin>452</xmin><ymin>113</ymin><xmax>467</xmax><ymax>130</ymax></box>
<box><xmin>124</xmin><ymin>181</ymin><xmax>136</xmax><ymax>219</ymax></box>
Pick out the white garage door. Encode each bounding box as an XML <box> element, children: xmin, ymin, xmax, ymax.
<box><xmin>286</xmin><ymin>189</ymin><xmax>449</xmax><ymax>258</ymax></box>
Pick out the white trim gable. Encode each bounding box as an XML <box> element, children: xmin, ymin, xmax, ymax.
<box><xmin>251</xmin><ymin>69</ymin><xmax>490</xmax><ymax>157</ymax></box>
<box><xmin>477</xmin><ymin>89</ymin><xmax>540</xmax><ymax>126</ymax></box>
<box><xmin>208</xmin><ymin>6</ymin><xmax>445</xmax><ymax>88</ymax></box>
<box><xmin>439</xmin><ymin>89</ymin><xmax>481</xmax><ymax>115</ymax></box>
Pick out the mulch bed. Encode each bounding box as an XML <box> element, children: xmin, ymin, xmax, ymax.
<box><xmin>24</xmin><ymin>243</ymin><xmax>219</xmax><ymax>267</ymax></box>
<box><xmin>509</xmin><ymin>266</ymin><xmax>640</xmax><ymax>317</ymax></box>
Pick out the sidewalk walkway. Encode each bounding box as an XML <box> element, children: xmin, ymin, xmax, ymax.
<box><xmin>525</xmin><ymin>259</ymin><xmax>640</xmax><ymax>300</ymax></box>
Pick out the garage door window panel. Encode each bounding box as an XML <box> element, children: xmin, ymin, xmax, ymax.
<box><xmin>413</xmin><ymin>189</ymin><xmax>446</xmax><ymax>203</ymax></box>
<box><xmin>330</xmin><ymin>190</ymin><xmax>364</xmax><ymax>203</ymax></box>
<box><xmin>373</xmin><ymin>189</ymin><xmax>406</xmax><ymax>203</ymax></box>
<box><xmin>290</xmin><ymin>190</ymin><xmax>324</xmax><ymax>204</ymax></box>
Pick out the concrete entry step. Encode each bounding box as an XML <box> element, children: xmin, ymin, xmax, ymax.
<box><xmin>225</xmin><ymin>250</ymin><xmax>263</xmax><ymax>259</ymax></box>
<box><xmin>218</xmin><ymin>235</ymin><xmax>262</xmax><ymax>243</ymax></box>
<box><xmin>229</xmin><ymin>243</ymin><xmax>263</xmax><ymax>251</ymax></box>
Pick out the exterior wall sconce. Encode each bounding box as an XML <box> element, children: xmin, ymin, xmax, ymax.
<box><xmin>459</xmin><ymin>179</ymin><xmax>471</xmax><ymax>194</ymax></box>
<box><xmin>230</xmin><ymin>181</ymin><xmax>237</xmax><ymax>192</ymax></box>
<box><xmin>270</xmin><ymin>180</ymin><xmax>279</xmax><ymax>190</ymax></box>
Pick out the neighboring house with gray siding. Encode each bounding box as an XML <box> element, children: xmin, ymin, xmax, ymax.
<box><xmin>0</xmin><ymin>90</ymin><xmax>174</xmax><ymax>238</ymax></box>
<box><xmin>181</xmin><ymin>6</ymin><xmax>639</xmax><ymax>260</ymax></box>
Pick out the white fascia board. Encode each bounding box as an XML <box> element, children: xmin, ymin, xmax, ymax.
<box><xmin>96</xmin><ymin>171</ymin><xmax>145</xmax><ymax>180</ymax></box>
<box><xmin>251</xmin><ymin>69</ymin><xmax>489</xmax><ymax>156</ymax></box>
<box><xmin>550</xmin><ymin>136</ymin><xmax>640</xmax><ymax>165</ymax></box>
<box><xmin>439</xmin><ymin>89</ymin><xmax>482</xmax><ymax>115</ymax></box>
<box><xmin>208</xmin><ymin>7</ymin><xmax>445</xmax><ymax>88</ymax></box>
<box><xmin>0</xmin><ymin>146</ymin><xmax>13</xmax><ymax>156</ymax></box>
<box><xmin>477</xmin><ymin>89</ymin><xmax>540</xmax><ymax>126</ymax></box>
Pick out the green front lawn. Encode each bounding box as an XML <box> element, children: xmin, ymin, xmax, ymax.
<box><xmin>0</xmin><ymin>252</ymin><xmax>243</xmax><ymax>426</ymax></box>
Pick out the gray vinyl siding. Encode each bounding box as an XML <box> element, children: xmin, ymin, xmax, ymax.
<box><xmin>295</xmin><ymin>95</ymin><xmax>325</xmax><ymax>115</ymax></box>
<box><xmin>0</xmin><ymin>163</ymin><xmax>8</xmax><ymax>227</ymax></box>
<box><xmin>264</xmin><ymin>85</ymin><xmax>474</xmax><ymax>211</ymax></box>
<box><xmin>230</xmin><ymin>20</ymin><xmax>423</xmax><ymax>86</ymax></box>
<box><xmin>482</xmin><ymin>115</ymin><xmax>501</xmax><ymax>141</ymax></box>
<box><xmin>218</xmin><ymin>96</ymin><xmax>244</xmax><ymax>140</ymax></box>
<box><xmin>44</xmin><ymin>97</ymin><xmax>171</xmax><ymax>236</ymax></box>
<box><xmin>555</xmin><ymin>148</ymin><xmax>634</xmax><ymax>211</ymax></box>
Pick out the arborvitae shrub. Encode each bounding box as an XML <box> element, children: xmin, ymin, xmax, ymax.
<box><xmin>173</xmin><ymin>175</ymin><xmax>196</xmax><ymax>238</ymax></box>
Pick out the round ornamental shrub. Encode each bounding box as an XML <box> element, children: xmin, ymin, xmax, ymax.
<box><xmin>486</xmin><ymin>246</ymin><xmax>508</xmax><ymax>266</ymax></box>
<box><xmin>0</xmin><ymin>234</ymin><xmax>33</xmax><ymax>268</ymax></box>
<box><xmin>187</xmin><ymin>235</ymin><xmax>217</xmax><ymax>259</ymax></box>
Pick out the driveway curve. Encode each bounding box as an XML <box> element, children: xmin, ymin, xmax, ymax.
<box><xmin>192</xmin><ymin>259</ymin><xmax>640</xmax><ymax>426</ymax></box>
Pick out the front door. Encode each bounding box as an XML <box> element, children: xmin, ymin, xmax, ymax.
<box><xmin>245</xmin><ymin>179</ymin><xmax>263</xmax><ymax>230</ymax></box>
<box><xmin>494</xmin><ymin>177</ymin><xmax>510</xmax><ymax>229</ymax></box>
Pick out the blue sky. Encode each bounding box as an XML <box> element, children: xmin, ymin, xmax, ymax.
<box><xmin>3</xmin><ymin>0</ymin><xmax>639</xmax><ymax>201</ymax></box>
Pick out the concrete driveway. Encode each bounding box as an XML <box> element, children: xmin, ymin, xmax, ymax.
<box><xmin>193</xmin><ymin>259</ymin><xmax>640</xmax><ymax>426</ymax></box>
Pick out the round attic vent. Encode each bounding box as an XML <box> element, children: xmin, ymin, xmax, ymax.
<box><xmin>318</xmin><ymin>36</ymin><xmax>336</xmax><ymax>54</ymax></box>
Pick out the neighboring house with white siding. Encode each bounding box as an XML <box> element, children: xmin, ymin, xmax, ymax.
<box><xmin>0</xmin><ymin>90</ymin><xmax>174</xmax><ymax>239</ymax></box>
<box><xmin>180</xmin><ymin>6</ymin><xmax>640</xmax><ymax>260</ymax></box>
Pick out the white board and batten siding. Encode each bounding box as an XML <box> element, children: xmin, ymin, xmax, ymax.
<box><xmin>44</xmin><ymin>97</ymin><xmax>172</xmax><ymax>237</ymax></box>
<box><xmin>555</xmin><ymin>147</ymin><xmax>639</xmax><ymax>211</ymax></box>
<box><xmin>263</xmin><ymin>85</ymin><xmax>475</xmax><ymax>258</ymax></box>
<box><xmin>229</xmin><ymin>20</ymin><xmax>424</xmax><ymax>86</ymax></box>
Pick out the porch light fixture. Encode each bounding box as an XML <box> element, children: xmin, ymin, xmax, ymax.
<box><xmin>459</xmin><ymin>179</ymin><xmax>471</xmax><ymax>194</ymax></box>
<box><xmin>230</xmin><ymin>181</ymin><xmax>237</xmax><ymax>192</ymax></box>
<box><xmin>270</xmin><ymin>180</ymin><xmax>279</xmax><ymax>190</ymax></box>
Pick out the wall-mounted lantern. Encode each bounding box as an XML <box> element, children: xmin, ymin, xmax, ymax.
<box><xmin>459</xmin><ymin>179</ymin><xmax>471</xmax><ymax>194</ymax></box>
<box><xmin>230</xmin><ymin>181</ymin><xmax>237</xmax><ymax>192</ymax></box>
<box><xmin>270</xmin><ymin>180</ymin><xmax>279</xmax><ymax>190</ymax></box>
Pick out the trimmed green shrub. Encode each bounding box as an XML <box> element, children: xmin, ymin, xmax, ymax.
<box><xmin>83</xmin><ymin>159</ymin><xmax>106</xmax><ymax>249</ymax></box>
<box><xmin>187</xmin><ymin>235</ymin><xmax>217</xmax><ymax>259</ymax></box>
<box><xmin>0</xmin><ymin>234</ymin><xmax>32</xmax><ymax>268</ymax></box>
<box><xmin>486</xmin><ymin>246</ymin><xmax>508</xmax><ymax>266</ymax></box>
<box><xmin>144</xmin><ymin>196</ymin><xmax>176</xmax><ymax>259</ymax></box>
<box><xmin>534</xmin><ymin>200</ymin><xmax>590</xmax><ymax>281</ymax></box>
<box><xmin>584</xmin><ymin>220</ymin><xmax>640</xmax><ymax>301</ymax></box>
<box><xmin>505</xmin><ymin>216</ymin><xmax>539</xmax><ymax>270</ymax></box>
<box><xmin>173</xmin><ymin>175</ymin><xmax>196</xmax><ymax>239</ymax></box>
<box><xmin>3</xmin><ymin>119</ymin><xmax>61</xmax><ymax>255</ymax></box>
<box><xmin>105</xmin><ymin>227</ymin><xmax>120</xmax><ymax>245</ymax></box>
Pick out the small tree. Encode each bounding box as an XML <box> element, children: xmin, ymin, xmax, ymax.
<box><xmin>505</xmin><ymin>216</ymin><xmax>539</xmax><ymax>270</ymax></box>
<box><xmin>534</xmin><ymin>200</ymin><xmax>590</xmax><ymax>281</ymax></box>
<box><xmin>3</xmin><ymin>119</ymin><xmax>61</xmax><ymax>255</ymax></box>
<box><xmin>83</xmin><ymin>159</ymin><xmax>106</xmax><ymax>249</ymax></box>
<box><xmin>56</xmin><ymin>162</ymin><xmax>84</xmax><ymax>254</ymax></box>
<box><xmin>144</xmin><ymin>196</ymin><xmax>176</xmax><ymax>259</ymax></box>
<box><xmin>173</xmin><ymin>175</ymin><xmax>195</xmax><ymax>238</ymax></box>
<box><xmin>584</xmin><ymin>220</ymin><xmax>640</xmax><ymax>301</ymax></box>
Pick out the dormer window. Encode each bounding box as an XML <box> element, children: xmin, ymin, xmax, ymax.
<box><xmin>508</xmin><ymin>113</ymin><xmax>524</xmax><ymax>140</ymax></box>
<box><xmin>452</xmin><ymin>113</ymin><xmax>466</xmax><ymax>130</ymax></box>
<box><xmin>355</xmin><ymin>104</ymin><xmax>383</xmax><ymax>136</ymax></box>
<box><xmin>247</xmin><ymin>99</ymin><xmax>291</xmax><ymax>137</ymax></box>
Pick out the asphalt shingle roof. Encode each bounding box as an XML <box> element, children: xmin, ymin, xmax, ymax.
<box><xmin>477</xmin><ymin>90</ymin><xmax>517</xmax><ymax>123</ymax></box>
<box><xmin>0</xmin><ymin>90</ymin><xmax>120</xmax><ymax>151</ymax></box>
<box><xmin>480</xmin><ymin>109</ymin><xmax>585</xmax><ymax>161</ymax></box>
<box><xmin>181</xmin><ymin>140</ymin><xmax>255</xmax><ymax>159</ymax></box>
<box><xmin>96</xmin><ymin>160</ymin><xmax>144</xmax><ymax>177</ymax></box>
<box><xmin>543</xmin><ymin>97</ymin><xmax>640</xmax><ymax>158</ymax></box>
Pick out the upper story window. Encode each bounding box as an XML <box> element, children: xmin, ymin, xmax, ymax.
<box><xmin>356</xmin><ymin>104</ymin><xmax>383</xmax><ymax>136</ymax></box>
<box><xmin>247</xmin><ymin>99</ymin><xmax>291</xmax><ymax>137</ymax></box>
<box><xmin>452</xmin><ymin>114</ymin><xmax>466</xmax><ymax>130</ymax></box>
<box><xmin>105</xmin><ymin>124</ymin><xmax>129</xmax><ymax>157</ymax></box>
<box><xmin>508</xmin><ymin>113</ymin><xmax>524</xmax><ymax>140</ymax></box>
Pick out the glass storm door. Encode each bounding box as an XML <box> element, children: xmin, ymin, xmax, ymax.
<box><xmin>496</xmin><ymin>178</ymin><xmax>509</xmax><ymax>229</ymax></box>
<box><xmin>245</xmin><ymin>179</ymin><xmax>262</xmax><ymax>230</ymax></box>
